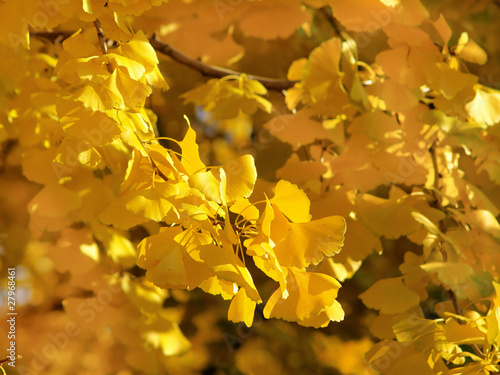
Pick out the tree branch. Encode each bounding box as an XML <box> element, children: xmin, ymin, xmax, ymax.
<box><xmin>30</xmin><ymin>30</ymin><xmax>298</xmax><ymax>90</ymax></box>
<box><xmin>148</xmin><ymin>35</ymin><xmax>297</xmax><ymax>91</ymax></box>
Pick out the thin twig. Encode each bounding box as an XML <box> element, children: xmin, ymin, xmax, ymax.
<box><xmin>93</xmin><ymin>19</ymin><xmax>113</xmax><ymax>73</ymax></box>
<box><xmin>471</xmin><ymin>343</ymin><xmax>485</xmax><ymax>358</ymax></box>
<box><xmin>319</xmin><ymin>6</ymin><xmax>342</xmax><ymax>37</ymax></box>
<box><xmin>93</xmin><ymin>19</ymin><xmax>108</xmax><ymax>55</ymax></box>
<box><xmin>149</xmin><ymin>35</ymin><xmax>297</xmax><ymax>91</ymax></box>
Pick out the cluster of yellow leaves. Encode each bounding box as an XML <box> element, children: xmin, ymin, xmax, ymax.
<box><xmin>121</xmin><ymin>131</ymin><xmax>347</xmax><ymax>328</ymax></box>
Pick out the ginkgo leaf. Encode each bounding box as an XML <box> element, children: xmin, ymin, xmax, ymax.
<box><xmin>297</xmin><ymin>300</ymin><xmax>345</xmax><ymax>328</ymax></box>
<box><xmin>73</xmin><ymin>83</ymin><xmax>122</xmax><ymax>111</ymax></box>
<box><xmin>304</xmin><ymin>38</ymin><xmax>343</xmax><ymax>98</ymax></box>
<box><xmin>105</xmin><ymin>231</ymin><xmax>137</xmax><ymax>268</ymax></box>
<box><xmin>137</xmin><ymin>227</ymin><xmax>214</xmax><ymax>290</ymax></box>
<box><xmin>144</xmin><ymin>322</ymin><xmax>191</xmax><ymax>356</ymax></box>
<box><xmin>115</xmin><ymin>30</ymin><xmax>159</xmax><ymax>73</ymax></box>
<box><xmin>228</xmin><ymin>288</ymin><xmax>256</xmax><ymax>327</ymax></box>
<box><xmin>359</xmin><ymin>277</ymin><xmax>420</xmax><ymax>314</ymax></box>
<box><xmin>379</xmin><ymin>78</ymin><xmax>419</xmax><ymax>111</ymax></box>
<box><xmin>223</xmin><ymin>154</ymin><xmax>257</xmax><ymax>203</ymax></box>
<box><xmin>55</xmin><ymin>135</ymin><xmax>103</xmax><ymax>169</ymax></box>
<box><xmin>188</xmin><ymin>168</ymin><xmax>223</xmax><ymax>203</ymax></box>
<box><xmin>455</xmin><ymin>32</ymin><xmax>487</xmax><ymax>65</ymax></box>
<box><xmin>189</xmin><ymin>154</ymin><xmax>257</xmax><ymax>204</ymax></box>
<box><xmin>125</xmin><ymin>181</ymin><xmax>180</xmax><ymax>222</ymax></box>
<box><xmin>28</xmin><ymin>183</ymin><xmax>82</xmax><ymax>218</ymax></box>
<box><xmin>57</xmin><ymin>56</ymin><xmax>110</xmax><ymax>84</ymax></box>
<box><xmin>357</xmin><ymin>188</ymin><xmax>445</xmax><ymax>239</ymax></box>
<box><xmin>465</xmin><ymin>84</ymin><xmax>500</xmax><ymax>126</ymax></box>
<box><xmin>263</xmin><ymin>109</ymin><xmax>333</xmax><ymax>146</ymax></box>
<box><xmin>270</xmin><ymin>180</ymin><xmax>312</xmax><ymax>223</ymax></box>
<box><xmin>104</xmin><ymin>53</ymin><xmax>146</xmax><ymax>81</ymax></box>
<box><xmin>229</xmin><ymin>197</ymin><xmax>260</xmax><ymax>223</ymax></box>
<box><xmin>47</xmin><ymin>227</ymin><xmax>100</xmax><ymax>275</ymax></box>
<box><xmin>276</xmin><ymin>153</ymin><xmax>328</xmax><ymax>186</ymax></box>
<box><xmin>179</xmin><ymin>121</ymin><xmax>206</xmax><ymax>175</ymax></box>
<box><xmin>264</xmin><ymin>268</ymin><xmax>342</xmax><ymax>324</ymax></box>
<box><xmin>348</xmin><ymin>109</ymin><xmax>401</xmax><ymax>142</ymax></box>
<box><xmin>108</xmin><ymin>67</ymin><xmax>153</xmax><ymax>109</ymax></box>
<box><xmin>486</xmin><ymin>306</ymin><xmax>500</xmax><ymax>346</ymax></box>
<box><xmin>198</xmin><ymin>244</ymin><xmax>261</xmax><ymax>302</ymax></box>
<box><xmin>420</xmin><ymin>262</ymin><xmax>473</xmax><ymax>285</ymax></box>
<box><xmin>198</xmin><ymin>276</ymin><xmax>237</xmax><ymax>300</ymax></box>
<box><xmin>120</xmin><ymin>275</ymin><xmax>168</xmax><ymax>313</ymax></box>
<box><xmin>444</xmin><ymin>319</ymin><xmax>484</xmax><ymax>345</ymax></box>
<box><xmin>367</xmin><ymin>340</ymin><xmax>436</xmax><ymax>375</ymax></box>
<box><xmin>272</xmin><ymin>213</ymin><xmax>346</xmax><ymax>268</ymax></box>
<box><xmin>238</xmin><ymin>1</ymin><xmax>311</xmax><ymax>40</ymax></box>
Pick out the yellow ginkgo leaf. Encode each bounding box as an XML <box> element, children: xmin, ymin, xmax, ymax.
<box><xmin>270</xmin><ymin>179</ymin><xmax>312</xmax><ymax>223</ymax></box>
<box><xmin>359</xmin><ymin>276</ymin><xmax>420</xmax><ymax>314</ymax></box>
<box><xmin>229</xmin><ymin>197</ymin><xmax>260</xmax><ymax>223</ymax></box>
<box><xmin>144</xmin><ymin>322</ymin><xmax>191</xmax><ymax>356</ymax></box>
<box><xmin>304</xmin><ymin>38</ymin><xmax>343</xmax><ymax>99</ymax></box>
<box><xmin>108</xmin><ymin>67</ymin><xmax>152</xmax><ymax>109</ymax></box>
<box><xmin>264</xmin><ymin>268</ymin><xmax>342</xmax><ymax>324</ymax></box>
<box><xmin>357</xmin><ymin>188</ymin><xmax>445</xmax><ymax>239</ymax></box>
<box><xmin>179</xmin><ymin>120</ymin><xmax>207</xmax><ymax>175</ymax></box>
<box><xmin>198</xmin><ymin>244</ymin><xmax>261</xmax><ymax>302</ymax></box>
<box><xmin>189</xmin><ymin>154</ymin><xmax>257</xmax><ymax>204</ymax></box>
<box><xmin>465</xmin><ymin>84</ymin><xmax>500</xmax><ymax>126</ymax></box>
<box><xmin>120</xmin><ymin>275</ymin><xmax>168</xmax><ymax>313</ymax></box>
<box><xmin>223</xmin><ymin>154</ymin><xmax>257</xmax><ymax>203</ymax></box>
<box><xmin>28</xmin><ymin>183</ymin><xmax>82</xmax><ymax>218</ymax></box>
<box><xmin>73</xmin><ymin>83</ymin><xmax>123</xmax><ymax>112</ymax></box>
<box><xmin>297</xmin><ymin>300</ymin><xmax>345</xmax><ymax>328</ymax></box>
<box><xmin>238</xmin><ymin>1</ymin><xmax>311</xmax><ymax>40</ymax></box>
<box><xmin>420</xmin><ymin>262</ymin><xmax>473</xmax><ymax>285</ymax></box>
<box><xmin>125</xmin><ymin>181</ymin><xmax>180</xmax><ymax>222</ymax></box>
<box><xmin>272</xmin><ymin>214</ymin><xmax>346</xmax><ymax>268</ymax></box>
<box><xmin>115</xmin><ymin>30</ymin><xmax>159</xmax><ymax>73</ymax></box>
<box><xmin>444</xmin><ymin>319</ymin><xmax>484</xmax><ymax>345</ymax></box>
<box><xmin>105</xmin><ymin>231</ymin><xmax>137</xmax><ymax>268</ymax></box>
<box><xmin>137</xmin><ymin>227</ymin><xmax>214</xmax><ymax>290</ymax></box>
<box><xmin>188</xmin><ymin>168</ymin><xmax>223</xmax><ymax>203</ymax></box>
<box><xmin>455</xmin><ymin>32</ymin><xmax>487</xmax><ymax>65</ymax></box>
<box><xmin>104</xmin><ymin>53</ymin><xmax>146</xmax><ymax>81</ymax></box>
<box><xmin>228</xmin><ymin>288</ymin><xmax>256</xmax><ymax>327</ymax></box>
<box><xmin>264</xmin><ymin>109</ymin><xmax>333</xmax><ymax>146</ymax></box>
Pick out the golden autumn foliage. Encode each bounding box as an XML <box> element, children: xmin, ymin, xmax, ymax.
<box><xmin>1</xmin><ymin>0</ymin><xmax>500</xmax><ymax>374</ymax></box>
